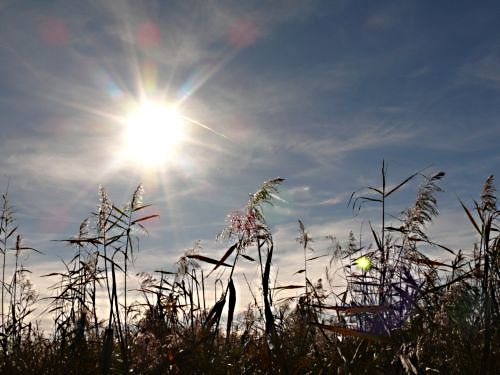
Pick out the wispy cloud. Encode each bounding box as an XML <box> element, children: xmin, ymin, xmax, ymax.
<box><xmin>365</xmin><ymin>4</ymin><xmax>406</xmax><ymax>31</ymax></box>
<box><xmin>284</xmin><ymin>124</ymin><xmax>416</xmax><ymax>169</ymax></box>
<box><xmin>458</xmin><ymin>49</ymin><xmax>500</xmax><ymax>88</ymax></box>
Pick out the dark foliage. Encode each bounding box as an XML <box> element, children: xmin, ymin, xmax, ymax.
<box><xmin>0</xmin><ymin>169</ymin><xmax>498</xmax><ymax>374</ymax></box>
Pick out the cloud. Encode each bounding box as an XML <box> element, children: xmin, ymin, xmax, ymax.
<box><xmin>283</xmin><ymin>124</ymin><xmax>416</xmax><ymax>169</ymax></box>
<box><xmin>211</xmin><ymin>62</ymin><xmax>357</xmax><ymax>117</ymax></box>
<box><xmin>425</xmin><ymin>209</ymin><xmax>477</xmax><ymax>255</ymax></box>
<box><xmin>459</xmin><ymin>50</ymin><xmax>500</xmax><ymax>88</ymax></box>
<box><xmin>365</xmin><ymin>7</ymin><xmax>402</xmax><ymax>31</ymax></box>
<box><xmin>319</xmin><ymin>192</ymin><xmax>351</xmax><ymax>206</ymax></box>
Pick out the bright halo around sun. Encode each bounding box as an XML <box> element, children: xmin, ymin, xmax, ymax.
<box><xmin>122</xmin><ymin>101</ymin><xmax>185</xmax><ymax>166</ymax></box>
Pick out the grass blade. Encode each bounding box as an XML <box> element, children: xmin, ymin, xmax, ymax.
<box><xmin>459</xmin><ymin>199</ymin><xmax>481</xmax><ymax>235</ymax></box>
<box><xmin>186</xmin><ymin>254</ymin><xmax>232</xmax><ymax>267</ymax></box>
<box><xmin>226</xmin><ymin>278</ymin><xmax>236</xmax><ymax>339</ymax></box>
<box><xmin>208</xmin><ymin>242</ymin><xmax>238</xmax><ymax>276</ymax></box>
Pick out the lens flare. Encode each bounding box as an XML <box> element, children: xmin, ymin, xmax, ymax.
<box><xmin>354</xmin><ymin>256</ymin><xmax>372</xmax><ymax>271</ymax></box>
<box><xmin>136</xmin><ymin>21</ymin><xmax>161</xmax><ymax>48</ymax></box>
<box><xmin>38</xmin><ymin>17</ymin><xmax>70</xmax><ymax>47</ymax></box>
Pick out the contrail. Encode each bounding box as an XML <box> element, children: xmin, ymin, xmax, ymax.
<box><xmin>180</xmin><ymin>115</ymin><xmax>231</xmax><ymax>141</ymax></box>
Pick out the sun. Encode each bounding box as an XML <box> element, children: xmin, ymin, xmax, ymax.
<box><xmin>122</xmin><ymin>101</ymin><xmax>185</xmax><ymax>166</ymax></box>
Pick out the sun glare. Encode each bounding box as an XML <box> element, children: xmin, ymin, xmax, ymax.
<box><xmin>123</xmin><ymin>101</ymin><xmax>184</xmax><ymax>166</ymax></box>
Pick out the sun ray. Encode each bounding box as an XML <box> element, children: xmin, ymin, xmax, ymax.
<box><xmin>176</xmin><ymin>49</ymin><xmax>237</xmax><ymax>104</ymax></box>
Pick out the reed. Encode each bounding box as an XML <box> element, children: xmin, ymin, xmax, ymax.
<box><xmin>0</xmin><ymin>167</ymin><xmax>498</xmax><ymax>374</ymax></box>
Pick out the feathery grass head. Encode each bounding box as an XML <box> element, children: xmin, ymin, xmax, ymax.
<box><xmin>480</xmin><ymin>175</ymin><xmax>496</xmax><ymax>212</ymax></box>
<box><xmin>218</xmin><ymin>177</ymin><xmax>285</xmax><ymax>244</ymax></box>
<box><xmin>401</xmin><ymin>171</ymin><xmax>445</xmax><ymax>240</ymax></box>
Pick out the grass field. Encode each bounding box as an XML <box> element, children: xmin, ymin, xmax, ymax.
<box><xmin>0</xmin><ymin>167</ymin><xmax>498</xmax><ymax>374</ymax></box>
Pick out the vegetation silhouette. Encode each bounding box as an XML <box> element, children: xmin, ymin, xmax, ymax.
<box><xmin>0</xmin><ymin>166</ymin><xmax>498</xmax><ymax>374</ymax></box>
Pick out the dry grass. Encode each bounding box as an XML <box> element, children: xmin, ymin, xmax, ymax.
<box><xmin>0</xmin><ymin>167</ymin><xmax>498</xmax><ymax>374</ymax></box>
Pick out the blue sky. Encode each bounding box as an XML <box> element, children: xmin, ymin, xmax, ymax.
<box><xmin>1</xmin><ymin>1</ymin><xmax>499</xmax><ymax>321</ymax></box>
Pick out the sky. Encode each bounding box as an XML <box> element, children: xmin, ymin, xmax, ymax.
<box><xmin>1</xmin><ymin>0</ymin><xmax>499</xmax><ymax>325</ymax></box>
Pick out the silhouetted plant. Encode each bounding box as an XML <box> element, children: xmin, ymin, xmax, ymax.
<box><xmin>0</xmin><ymin>170</ymin><xmax>499</xmax><ymax>374</ymax></box>
<box><xmin>0</xmin><ymin>191</ymin><xmax>39</xmax><ymax>373</ymax></box>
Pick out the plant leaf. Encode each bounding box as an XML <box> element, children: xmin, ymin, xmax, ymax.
<box><xmin>204</xmin><ymin>297</ymin><xmax>226</xmax><ymax>329</ymax></box>
<box><xmin>273</xmin><ymin>285</ymin><xmax>304</xmax><ymax>290</ymax></box>
<box><xmin>208</xmin><ymin>242</ymin><xmax>238</xmax><ymax>276</ymax></box>
<box><xmin>132</xmin><ymin>214</ymin><xmax>160</xmax><ymax>225</ymax></box>
<box><xmin>385</xmin><ymin>171</ymin><xmax>420</xmax><ymax>198</ymax></box>
<box><xmin>307</xmin><ymin>254</ymin><xmax>329</xmax><ymax>261</ymax></box>
<box><xmin>186</xmin><ymin>254</ymin><xmax>231</xmax><ymax>267</ymax></box>
<box><xmin>226</xmin><ymin>279</ymin><xmax>236</xmax><ymax>339</ymax></box>
<box><xmin>459</xmin><ymin>199</ymin><xmax>481</xmax><ymax>235</ymax></box>
<box><xmin>241</xmin><ymin>254</ymin><xmax>255</xmax><ymax>262</ymax></box>
<box><xmin>370</xmin><ymin>222</ymin><xmax>383</xmax><ymax>251</ymax></box>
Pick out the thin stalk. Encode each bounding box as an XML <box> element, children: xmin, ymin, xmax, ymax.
<box><xmin>123</xmin><ymin>244</ymin><xmax>129</xmax><ymax>357</ymax></box>
<box><xmin>201</xmin><ymin>270</ymin><xmax>206</xmax><ymax>313</ymax></box>
<box><xmin>122</xmin><ymin>223</ymin><xmax>133</xmax><ymax>358</ymax></box>
<box><xmin>480</xmin><ymin>215</ymin><xmax>492</xmax><ymax>375</ymax></box>
<box><xmin>303</xmin><ymin>239</ymin><xmax>308</xmax><ymax>299</ymax></box>
<box><xmin>1</xmin><ymin>229</ymin><xmax>5</xmax><ymax>332</ymax></box>
<box><xmin>189</xmin><ymin>272</ymin><xmax>194</xmax><ymax>335</ymax></box>
<box><xmin>380</xmin><ymin>161</ymin><xmax>387</xmax><ymax>306</ymax></box>
<box><xmin>1</xmin><ymin>195</ymin><xmax>9</xmax><ymax>332</ymax></box>
<box><xmin>91</xmin><ymin>250</ymin><xmax>99</xmax><ymax>338</ymax></box>
<box><xmin>194</xmin><ymin>269</ymin><xmax>201</xmax><ymax>318</ymax></box>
